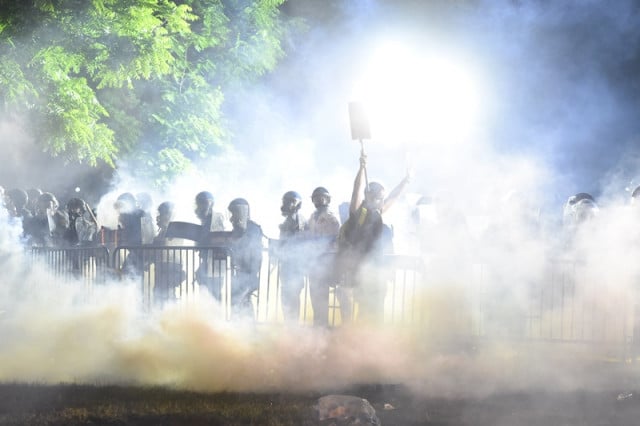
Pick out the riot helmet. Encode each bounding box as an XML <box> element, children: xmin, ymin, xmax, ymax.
<box><xmin>66</xmin><ymin>198</ymin><xmax>86</xmax><ymax>219</ymax></box>
<box><xmin>281</xmin><ymin>191</ymin><xmax>302</xmax><ymax>216</ymax></box>
<box><xmin>568</xmin><ymin>192</ymin><xmax>594</xmax><ymax>206</ymax></box>
<box><xmin>195</xmin><ymin>191</ymin><xmax>214</xmax><ymax>222</ymax></box>
<box><xmin>136</xmin><ymin>192</ymin><xmax>153</xmax><ymax>212</ymax></box>
<box><xmin>114</xmin><ymin>192</ymin><xmax>136</xmax><ymax>213</ymax></box>
<box><xmin>26</xmin><ymin>188</ymin><xmax>42</xmax><ymax>213</ymax></box>
<box><xmin>228</xmin><ymin>198</ymin><xmax>250</xmax><ymax>231</ymax></box>
<box><xmin>563</xmin><ymin>192</ymin><xmax>598</xmax><ymax>227</ymax></box>
<box><xmin>5</xmin><ymin>188</ymin><xmax>28</xmax><ymax>214</ymax></box>
<box><xmin>311</xmin><ymin>186</ymin><xmax>331</xmax><ymax>209</ymax></box>
<box><xmin>156</xmin><ymin>201</ymin><xmax>175</xmax><ymax>229</ymax></box>
<box><xmin>36</xmin><ymin>192</ymin><xmax>59</xmax><ymax>216</ymax></box>
<box><xmin>195</xmin><ymin>191</ymin><xmax>214</xmax><ymax>205</ymax></box>
<box><xmin>573</xmin><ymin>198</ymin><xmax>598</xmax><ymax>223</ymax></box>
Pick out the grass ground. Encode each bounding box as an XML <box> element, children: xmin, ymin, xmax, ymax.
<box><xmin>1</xmin><ymin>383</ymin><xmax>640</xmax><ymax>425</ymax></box>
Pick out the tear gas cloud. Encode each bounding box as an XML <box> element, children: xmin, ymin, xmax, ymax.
<box><xmin>3</xmin><ymin>0</ymin><xmax>640</xmax><ymax>398</ymax></box>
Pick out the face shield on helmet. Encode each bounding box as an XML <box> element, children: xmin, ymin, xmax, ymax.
<box><xmin>280</xmin><ymin>191</ymin><xmax>302</xmax><ymax>216</ymax></box>
<box><xmin>573</xmin><ymin>198</ymin><xmax>598</xmax><ymax>223</ymax></box>
<box><xmin>114</xmin><ymin>192</ymin><xmax>136</xmax><ymax>214</ymax></box>
<box><xmin>194</xmin><ymin>191</ymin><xmax>214</xmax><ymax>221</ymax></box>
<box><xmin>5</xmin><ymin>188</ymin><xmax>27</xmax><ymax>215</ymax></box>
<box><xmin>563</xmin><ymin>193</ymin><xmax>598</xmax><ymax>227</ymax></box>
<box><xmin>311</xmin><ymin>187</ymin><xmax>331</xmax><ymax>209</ymax></box>
<box><xmin>156</xmin><ymin>201</ymin><xmax>175</xmax><ymax>229</ymax></box>
<box><xmin>66</xmin><ymin>198</ymin><xmax>86</xmax><ymax>219</ymax></box>
<box><xmin>228</xmin><ymin>198</ymin><xmax>250</xmax><ymax>231</ymax></box>
<box><xmin>36</xmin><ymin>192</ymin><xmax>59</xmax><ymax>217</ymax></box>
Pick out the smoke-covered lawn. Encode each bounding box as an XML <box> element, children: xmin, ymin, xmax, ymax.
<box><xmin>0</xmin><ymin>384</ymin><xmax>316</xmax><ymax>425</ymax></box>
<box><xmin>1</xmin><ymin>382</ymin><xmax>640</xmax><ymax>425</ymax></box>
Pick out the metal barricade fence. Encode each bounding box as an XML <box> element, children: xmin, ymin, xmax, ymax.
<box><xmin>108</xmin><ymin>244</ymin><xmax>427</xmax><ymax>326</ymax></box>
<box><xmin>29</xmin><ymin>246</ymin><xmax>111</xmax><ymax>289</ymax></box>
<box><xmin>468</xmin><ymin>258</ymin><xmax>634</xmax><ymax>359</ymax></box>
<box><xmin>27</xmin><ymin>244</ymin><xmax>638</xmax><ymax>357</ymax></box>
<box><xmin>111</xmin><ymin>245</ymin><xmax>233</xmax><ymax>314</ymax></box>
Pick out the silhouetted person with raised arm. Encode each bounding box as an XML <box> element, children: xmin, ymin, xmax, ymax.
<box><xmin>336</xmin><ymin>153</ymin><xmax>411</xmax><ymax>324</ymax></box>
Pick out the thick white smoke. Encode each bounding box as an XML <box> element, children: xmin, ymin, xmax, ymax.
<box><xmin>3</xmin><ymin>0</ymin><xmax>640</xmax><ymax>400</ymax></box>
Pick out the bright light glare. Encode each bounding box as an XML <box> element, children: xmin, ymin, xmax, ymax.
<box><xmin>351</xmin><ymin>41</ymin><xmax>483</xmax><ymax>146</ymax></box>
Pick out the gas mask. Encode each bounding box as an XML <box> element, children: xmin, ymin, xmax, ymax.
<box><xmin>229</xmin><ymin>202</ymin><xmax>250</xmax><ymax>232</ymax></box>
<box><xmin>280</xmin><ymin>191</ymin><xmax>302</xmax><ymax>216</ymax></box>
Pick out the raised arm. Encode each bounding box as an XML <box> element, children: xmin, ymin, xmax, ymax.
<box><xmin>350</xmin><ymin>154</ymin><xmax>367</xmax><ymax>215</ymax></box>
<box><xmin>381</xmin><ymin>168</ymin><xmax>412</xmax><ymax>214</ymax></box>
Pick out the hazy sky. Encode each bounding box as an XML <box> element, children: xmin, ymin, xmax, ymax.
<box><xmin>231</xmin><ymin>0</ymin><xmax>640</xmax><ymax>208</ymax></box>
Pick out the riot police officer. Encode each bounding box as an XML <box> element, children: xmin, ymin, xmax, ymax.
<box><xmin>195</xmin><ymin>191</ymin><xmax>225</xmax><ymax>233</ymax></box>
<box><xmin>194</xmin><ymin>191</ymin><xmax>226</xmax><ymax>298</ymax></box>
<box><xmin>278</xmin><ymin>191</ymin><xmax>307</xmax><ymax>322</ymax></box>
<box><xmin>228</xmin><ymin>198</ymin><xmax>263</xmax><ymax>319</ymax></box>
<box><xmin>64</xmin><ymin>197</ymin><xmax>98</xmax><ymax>246</ymax></box>
<box><xmin>307</xmin><ymin>187</ymin><xmax>340</xmax><ymax>326</ymax></box>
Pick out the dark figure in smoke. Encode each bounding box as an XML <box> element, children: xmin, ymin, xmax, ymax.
<box><xmin>23</xmin><ymin>192</ymin><xmax>66</xmax><ymax>247</ymax></box>
<box><xmin>153</xmin><ymin>201</ymin><xmax>175</xmax><ymax>244</ymax></box>
<box><xmin>306</xmin><ymin>186</ymin><xmax>341</xmax><ymax>327</ymax></box>
<box><xmin>4</xmin><ymin>188</ymin><xmax>32</xmax><ymax>241</ymax></box>
<box><xmin>228</xmin><ymin>198</ymin><xmax>263</xmax><ymax>319</ymax></box>
<box><xmin>114</xmin><ymin>192</ymin><xmax>145</xmax><ymax>277</ymax></box>
<box><xmin>151</xmin><ymin>201</ymin><xmax>186</xmax><ymax>303</ymax></box>
<box><xmin>195</xmin><ymin>191</ymin><xmax>225</xmax><ymax>232</ymax></box>
<box><xmin>194</xmin><ymin>191</ymin><xmax>226</xmax><ymax>298</ymax></box>
<box><xmin>277</xmin><ymin>190</ymin><xmax>307</xmax><ymax>322</ymax></box>
<box><xmin>336</xmin><ymin>153</ymin><xmax>410</xmax><ymax>324</ymax></box>
<box><xmin>62</xmin><ymin>197</ymin><xmax>99</xmax><ymax>278</ymax></box>
<box><xmin>136</xmin><ymin>192</ymin><xmax>156</xmax><ymax>245</ymax></box>
<box><xmin>562</xmin><ymin>192</ymin><xmax>598</xmax><ymax>250</ymax></box>
<box><xmin>25</xmin><ymin>188</ymin><xmax>42</xmax><ymax>217</ymax></box>
<box><xmin>64</xmin><ymin>198</ymin><xmax>98</xmax><ymax>246</ymax></box>
<box><xmin>5</xmin><ymin>188</ymin><xmax>31</xmax><ymax>220</ymax></box>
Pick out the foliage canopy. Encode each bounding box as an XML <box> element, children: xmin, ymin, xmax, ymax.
<box><xmin>0</xmin><ymin>0</ymin><xmax>294</xmax><ymax>187</ymax></box>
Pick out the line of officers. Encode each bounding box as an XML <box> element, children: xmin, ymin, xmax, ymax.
<box><xmin>0</xmin><ymin>186</ymin><xmax>371</xmax><ymax>326</ymax></box>
<box><xmin>1</xmin><ymin>185</ymin><xmax>340</xmax><ymax>323</ymax></box>
<box><xmin>161</xmin><ymin>154</ymin><xmax>411</xmax><ymax>325</ymax></box>
<box><xmin>1</xmin><ymin>158</ymin><xmax>410</xmax><ymax>326</ymax></box>
<box><xmin>157</xmin><ymin>188</ymin><xmax>344</xmax><ymax>325</ymax></box>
